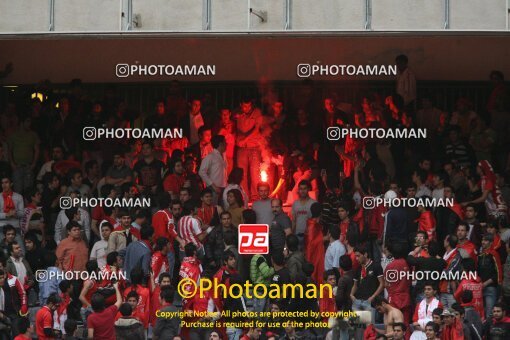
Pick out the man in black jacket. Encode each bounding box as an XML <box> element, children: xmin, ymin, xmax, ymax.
<box><xmin>478</xmin><ymin>233</ymin><xmax>502</xmax><ymax>319</ymax></box>
<box><xmin>383</xmin><ymin>190</ymin><xmax>409</xmax><ymax>244</ymax></box>
<box><xmin>153</xmin><ymin>287</ymin><xmax>180</xmax><ymax>340</ymax></box>
<box><xmin>407</xmin><ymin>241</ymin><xmax>446</xmax><ymax>303</ymax></box>
<box><xmin>204</xmin><ymin>211</ymin><xmax>236</xmax><ymax>269</ymax></box>
<box><xmin>483</xmin><ymin>302</ymin><xmax>510</xmax><ymax>339</ymax></box>
<box><xmin>336</xmin><ymin>255</ymin><xmax>355</xmax><ymax>312</ymax></box>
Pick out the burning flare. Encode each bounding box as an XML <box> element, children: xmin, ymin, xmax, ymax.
<box><xmin>260</xmin><ymin>170</ymin><xmax>268</xmax><ymax>182</ymax></box>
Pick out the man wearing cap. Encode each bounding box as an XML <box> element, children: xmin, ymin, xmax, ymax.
<box><xmin>477</xmin><ymin>233</ymin><xmax>503</xmax><ymax>319</ymax></box>
<box><xmin>441</xmin><ymin>307</ymin><xmax>465</xmax><ymax>339</ymax></box>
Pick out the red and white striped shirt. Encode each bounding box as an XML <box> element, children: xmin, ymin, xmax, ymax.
<box><xmin>178</xmin><ymin>215</ymin><xmax>203</xmax><ymax>251</ymax></box>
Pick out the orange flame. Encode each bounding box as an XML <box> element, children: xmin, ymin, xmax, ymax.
<box><xmin>260</xmin><ymin>170</ymin><xmax>268</xmax><ymax>182</ymax></box>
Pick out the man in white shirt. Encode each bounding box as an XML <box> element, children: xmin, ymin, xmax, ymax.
<box><xmin>188</xmin><ymin>98</ymin><xmax>205</xmax><ymax>145</ymax></box>
<box><xmin>325</xmin><ymin>225</ymin><xmax>346</xmax><ymax>271</ymax></box>
<box><xmin>432</xmin><ymin>172</ymin><xmax>447</xmax><ymax>203</ymax></box>
<box><xmin>396</xmin><ymin>54</ymin><xmax>416</xmax><ymax>109</ymax></box>
<box><xmin>199</xmin><ymin>135</ymin><xmax>227</xmax><ymax>205</ymax></box>
<box><xmin>36</xmin><ymin>145</ymin><xmax>64</xmax><ymax>185</ymax></box>
<box><xmin>89</xmin><ymin>222</ymin><xmax>113</xmax><ymax>268</ymax></box>
<box><xmin>54</xmin><ymin>205</ymin><xmax>91</xmax><ymax>245</ymax></box>
<box><xmin>413</xmin><ymin>169</ymin><xmax>432</xmax><ymax>198</ymax></box>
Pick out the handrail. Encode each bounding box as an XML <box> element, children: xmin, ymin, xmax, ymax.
<box><xmin>444</xmin><ymin>0</ymin><xmax>450</xmax><ymax>29</ymax></box>
<box><xmin>284</xmin><ymin>0</ymin><xmax>291</xmax><ymax>30</ymax></box>
<box><xmin>49</xmin><ymin>0</ymin><xmax>55</xmax><ymax>31</ymax></box>
<box><xmin>364</xmin><ymin>0</ymin><xmax>372</xmax><ymax>30</ymax></box>
<box><xmin>203</xmin><ymin>0</ymin><xmax>211</xmax><ymax>30</ymax></box>
<box><xmin>126</xmin><ymin>0</ymin><xmax>133</xmax><ymax>31</ymax></box>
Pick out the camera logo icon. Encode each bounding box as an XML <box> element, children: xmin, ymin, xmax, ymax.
<box><xmin>362</xmin><ymin>197</ymin><xmax>376</xmax><ymax>210</ymax></box>
<box><xmin>385</xmin><ymin>270</ymin><xmax>399</xmax><ymax>283</ymax></box>
<box><xmin>35</xmin><ymin>270</ymin><xmax>48</xmax><ymax>282</ymax></box>
<box><xmin>297</xmin><ymin>64</ymin><xmax>311</xmax><ymax>78</ymax></box>
<box><xmin>60</xmin><ymin>196</ymin><xmax>73</xmax><ymax>210</ymax></box>
<box><xmin>116</xmin><ymin>64</ymin><xmax>130</xmax><ymax>78</ymax></box>
<box><xmin>83</xmin><ymin>127</ymin><xmax>97</xmax><ymax>141</ymax></box>
<box><xmin>326</xmin><ymin>127</ymin><xmax>341</xmax><ymax>141</ymax></box>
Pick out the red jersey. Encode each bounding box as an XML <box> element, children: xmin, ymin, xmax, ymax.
<box><xmin>354</xmin><ymin>203</ymin><xmax>386</xmax><ymax>238</ymax></box>
<box><xmin>416</xmin><ymin>210</ymin><xmax>436</xmax><ymax>241</ymax></box>
<box><xmin>304</xmin><ymin>218</ymin><xmax>325</xmax><ymax>284</ymax></box>
<box><xmin>348</xmin><ymin>250</ymin><xmax>360</xmax><ymax>272</ymax></box>
<box><xmin>163</xmin><ymin>173</ymin><xmax>186</xmax><ymax>196</ymax></box>
<box><xmin>179</xmin><ymin>257</ymin><xmax>202</xmax><ymax>282</ymax></box>
<box><xmin>197</xmin><ymin>205</ymin><xmax>217</xmax><ymax>226</ymax></box>
<box><xmin>179</xmin><ymin>256</ymin><xmax>202</xmax><ymax>309</ymax></box>
<box><xmin>186</xmin><ymin>290</ymin><xmax>215</xmax><ymax>317</ymax></box>
<box><xmin>14</xmin><ymin>335</ymin><xmax>30</xmax><ymax>340</ymax></box>
<box><xmin>152</xmin><ymin>209</ymin><xmax>178</xmax><ymax>252</ymax></box>
<box><xmin>35</xmin><ymin>306</ymin><xmax>54</xmax><ymax>340</ymax></box>
<box><xmin>339</xmin><ymin>219</ymin><xmax>350</xmax><ymax>241</ymax></box>
<box><xmin>82</xmin><ymin>279</ymin><xmax>98</xmax><ymax>308</ymax></box>
<box><xmin>454</xmin><ymin>276</ymin><xmax>484</xmax><ymax>320</ymax></box>
<box><xmin>178</xmin><ymin>215</ymin><xmax>204</xmax><ymax>252</ymax></box>
<box><xmin>442</xmin><ymin>317</ymin><xmax>465</xmax><ymax>340</ymax></box>
<box><xmin>87</xmin><ymin>305</ymin><xmax>118</xmax><ymax>340</ymax></box>
<box><xmin>457</xmin><ymin>240</ymin><xmax>478</xmax><ymax>264</ymax></box>
<box><xmin>384</xmin><ymin>258</ymin><xmax>411</xmax><ymax>309</ymax></box>
<box><xmin>150</xmin><ymin>285</ymin><xmax>162</xmax><ymax>327</ymax></box>
<box><xmin>481</xmin><ymin>177</ymin><xmax>508</xmax><ymax>216</ymax></box>
<box><xmin>319</xmin><ymin>284</ymin><xmax>337</xmax><ymax>322</ymax></box>
<box><xmin>123</xmin><ymin>285</ymin><xmax>150</xmax><ymax>328</ymax></box>
<box><xmin>56</xmin><ymin>292</ymin><xmax>70</xmax><ymax>324</ymax></box>
<box><xmin>491</xmin><ymin>233</ymin><xmax>503</xmax><ymax>252</ymax></box>
<box><xmin>151</xmin><ymin>251</ymin><xmax>170</xmax><ymax>284</ymax></box>
<box><xmin>212</xmin><ymin>266</ymin><xmax>238</xmax><ymax>310</ymax></box>
<box><xmin>92</xmin><ymin>205</ymin><xmax>106</xmax><ymax>222</ymax></box>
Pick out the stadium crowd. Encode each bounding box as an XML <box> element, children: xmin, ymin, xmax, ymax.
<box><xmin>0</xmin><ymin>58</ymin><xmax>509</xmax><ymax>339</ymax></box>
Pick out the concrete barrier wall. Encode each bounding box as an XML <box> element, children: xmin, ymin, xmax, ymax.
<box><xmin>0</xmin><ymin>0</ymin><xmax>507</xmax><ymax>32</ymax></box>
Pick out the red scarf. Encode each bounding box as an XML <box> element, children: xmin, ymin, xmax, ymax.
<box><xmin>448</xmin><ymin>201</ymin><xmax>465</xmax><ymax>220</ymax></box>
<box><xmin>361</xmin><ymin>260</ymin><xmax>372</xmax><ymax>280</ymax></box>
<box><xmin>2</xmin><ymin>191</ymin><xmax>14</xmax><ymax>213</ymax></box>
<box><xmin>491</xmin><ymin>234</ymin><xmax>502</xmax><ymax>251</ymax></box>
<box><xmin>197</xmin><ymin>205</ymin><xmax>215</xmax><ymax>226</ymax></box>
